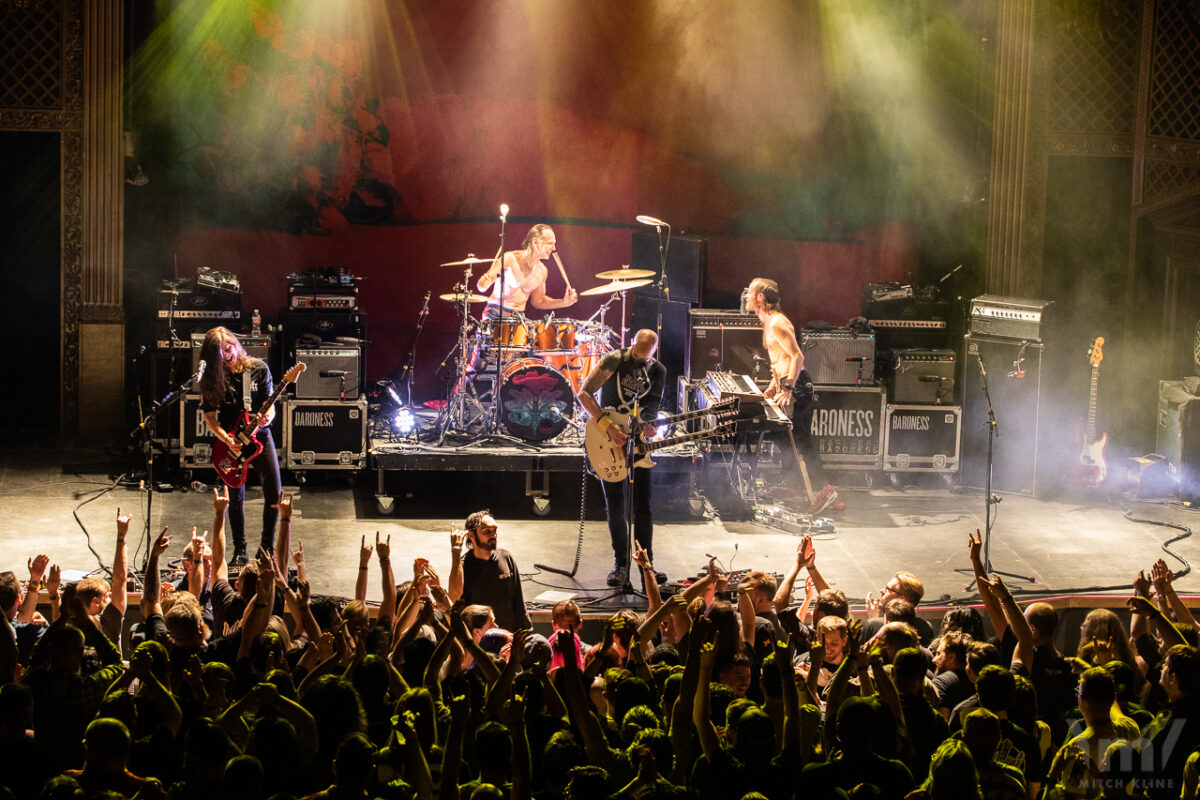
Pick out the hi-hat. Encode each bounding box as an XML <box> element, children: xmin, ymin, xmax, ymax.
<box><xmin>595</xmin><ymin>267</ymin><xmax>655</xmax><ymax>281</ymax></box>
<box><xmin>579</xmin><ymin>278</ymin><xmax>653</xmax><ymax>296</ymax></box>
<box><xmin>439</xmin><ymin>292</ymin><xmax>490</xmax><ymax>303</ymax></box>
<box><xmin>440</xmin><ymin>255</ymin><xmax>496</xmax><ymax>267</ymax></box>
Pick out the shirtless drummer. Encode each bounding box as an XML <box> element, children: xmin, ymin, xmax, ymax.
<box><xmin>476</xmin><ymin>224</ymin><xmax>578</xmax><ymax>319</ymax></box>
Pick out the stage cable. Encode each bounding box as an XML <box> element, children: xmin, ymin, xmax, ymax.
<box><xmin>531</xmin><ymin>456</ymin><xmax>589</xmax><ymax>579</ymax></box>
<box><xmin>71</xmin><ymin>474</ymin><xmax>125</xmax><ymax>579</ymax></box>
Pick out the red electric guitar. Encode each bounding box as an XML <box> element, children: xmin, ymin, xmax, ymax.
<box><xmin>212</xmin><ymin>363</ymin><xmax>306</xmax><ymax>488</ymax></box>
<box><xmin>1076</xmin><ymin>337</ymin><xmax>1108</xmax><ymax>485</ymax></box>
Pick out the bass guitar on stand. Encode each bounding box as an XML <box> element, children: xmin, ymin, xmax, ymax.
<box><xmin>1076</xmin><ymin>337</ymin><xmax>1108</xmax><ymax>485</ymax></box>
<box><xmin>212</xmin><ymin>363</ymin><xmax>306</xmax><ymax>488</ymax></box>
<box><xmin>586</xmin><ymin>399</ymin><xmax>740</xmax><ymax>483</ymax></box>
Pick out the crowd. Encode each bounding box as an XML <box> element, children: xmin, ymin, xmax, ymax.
<box><xmin>3</xmin><ymin>492</ymin><xmax>1200</xmax><ymax>800</ymax></box>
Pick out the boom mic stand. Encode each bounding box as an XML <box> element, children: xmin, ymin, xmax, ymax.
<box><xmin>636</xmin><ymin>215</ymin><xmax>671</xmax><ymax>352</ymax></box>
<box><xmin>397</xmin><ymin>291</ymin><xmax>431</xmax><ymax>406</ymax></box>
<box><xmin>955</xmin><ymin>350</ymin><xmax>1035</xmax><ymax>590</ymax></box>
<box><xmin>130</xmin><ymin>362</ymin><xmax>204</xmax><ymax>574</ymax></box>
<box><xmin>491</xmin><ymin>204</ymin><xmax>509</xmax><ymax>434</ymax></box>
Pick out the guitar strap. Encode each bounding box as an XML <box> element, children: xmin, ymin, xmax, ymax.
<box><xmin>242</xmin><ymin>370</ymin><xmax>253</xmax><ymax>413</ymax></box>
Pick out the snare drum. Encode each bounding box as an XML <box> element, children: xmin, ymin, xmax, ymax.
<box><xmin>532</xmin><ymin>319</ymin><xmax>577</xmax><ymax>352</ymax></box>
<box><xmin>498</xmin><ymin>358</ymin><xmax>574</xmax><ymax>441</ymax></box>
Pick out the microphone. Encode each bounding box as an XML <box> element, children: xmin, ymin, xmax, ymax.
<box><xmin>320</xmin><ymin>370</ymin><xmax>349</xmax><ymax>378</ymax></box>
<box><xmin>500</xmin><ymin>203</ymin><xmax>509</xmax><ymax>222</ymax></box>
<box><xmin>844</xmin><ymin>356</ymin><xmax>867</xmax><ymax>362</ymax></box>
<box><xmin>192</xmin><ymin>360</ymin><xmax>206</xmax><ymax>383</ymax></box>
<box><xmin>636</xmin><ymin>214</ymin><xmax>668</xmax><ymax>228</ymax></box>
<box><xmin>335</xmin><ymin>336</ymin><xmax>370</xmax><ymax>345</ymax></box>
<box><xmin>1008</xmin><ymin>369</ymin><xmax>1026</xmax><ymax>379</ymax></box>
<box><xmin>419</xmin><ymin>290</ymin><xmax>431</xmax><ymax>318</ymax></box>
<box><xmin>975</xmin><ymin>352</ymin><xmax>986</xmax><ymax>376</ymax></box>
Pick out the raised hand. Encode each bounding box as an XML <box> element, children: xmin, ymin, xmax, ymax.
<box><xmin>798</xmin><ymin>535</ymin><xmax>816</xmax><ymax>568</ymax></box>
<box><xmin>46</xmin><ymin>563</ymin><xmax>61</xmax><ymax>596</ymax></box>
<box><xmin>151</xmin><ymin>526</ymin><xmax>171</xmax><ymax>559</ymax></box>
<box><xmin>413</xmin><ymin>557</ymin><xmax>430</xmax><ymax>583</ymax></box>
<box><xmin>450</xmin><ymin>528</ymin><xmax>466</xmax><ymax>552</ymax></box>
<box><xmin>968</xmin><ymin>529</ymin><xmax>982</xmax><ymax>563</ymax></box>
<box><xmin>359</xmin><ymin>534</ymin><xmax>373</xmax><ymax>567</ymax></box>
<box><xmin>633</xmin><ymin>544</ymin><xmax>652</xmax><ymax>571</ymax></box>
<box><xmin>212</xmin><ymin>485</ymin><xmax>230</xmax><ymax>514</ymax></box>
<box><xmin>376</xmin><ymin>531</ymin><xmax>391</xmax><ymax>561</ymax></box>
<box><xmin>116</xmin><ymin>507</ymin><xmax>132</xmax><ymax>537</ymax></box>
<box><xmin>1133</xmin><ymin>569</ymin><xmax>1153</xmax><ymax>599</ymax></box>
<box><xmin>27</xmin><ymin>554</ymin><xmax>49</xmax><ymax>584</ymax></box>
<box><xmin>865</xmin><ymin>591</ymin><xmax>881</xmax><ymax>617</ymax></box>
<box><xmin>189</xmin><ymin>528</ymin><xmax>205</xmax><ymax>562</ymax></box>
<box><xmin>1151</xmin><ymin>559</ymin><xmax>1174</xmax><ymax>594</ymax></box>
<box><xmin>291</xmin><ymin>540</ymin><xmax>305</xmax><ymax>569</ymax></box>
<box><xmin>277</xmin><ymin>492</ymin><xmax>293</xmax><ymax>521</ymax></box>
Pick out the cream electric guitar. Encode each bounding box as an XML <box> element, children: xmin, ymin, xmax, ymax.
<box><xmin>1076</xmin><ymin>337</ymin><xmax>1108</xmax><ymax>485</ymax></box>
<box><xmin>585</xmin><ymin>399</ymin><xmax>740</xmax><ymax>483</ymax></box>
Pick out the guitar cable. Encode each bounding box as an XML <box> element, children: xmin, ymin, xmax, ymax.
<box><xmin>532</xmin><ymin>455</ymin><xmax>588</xmax><ymax>579</ymax></box>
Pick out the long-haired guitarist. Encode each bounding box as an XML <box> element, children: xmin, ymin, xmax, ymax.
<box><xmin>744</xmin><ymin>278</ymin><xmax>829</xmax><ymax>494</ymax></box>
<box><xmin>577</xmin><ymin>329</ymin><xmax>666</xmax><ymax>588</ymax></box>
<box><xmin>198</xmin><ymin>326</ymin><xmax>281</xmax><ymax>566</ymax></box>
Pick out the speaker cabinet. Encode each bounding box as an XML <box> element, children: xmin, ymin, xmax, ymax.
<box><xmin>189</xmin><ymin>333</ymin><xmax>269</xmax><ymax>373</ymax></box>
<box><xmin>959</xmin><ymin>334</ymin><xmax>1043</xmax><ymax>495</ymax></box>
<box><xmin>888</xmin><ymin>348</ymin><xmax>957</xmax><ymax>404</ymax></box>
<box><xmin>687</xmin><ymin>311</ymin><xmax>766</xmax><ymax>382</ymax></box>
<box><xmin>631</xmin><ymin>294</ymin><xmax>690</xmax><ymax>409</ymax></box>
<box><xmin>280</xmin><ymin>309</ymin><xmax>367</xmax><ymax>354</ymax></box>
<box><xmin>1157</xmin><ymin>380</ymin><xmax>1200</xmax><ymax>502</ymax></box>
<box><xmin>631</xmin><ymin>231</ymin><xmax>706</xmax><ymax>304</ymax></box>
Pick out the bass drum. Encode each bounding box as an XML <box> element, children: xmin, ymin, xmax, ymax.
<box><xmin>499</xmin><ymin>358</ymin><xmax>574</xmax><ymax>441</ymax></box>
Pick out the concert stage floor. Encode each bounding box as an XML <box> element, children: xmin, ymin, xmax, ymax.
<box><xmin>3</xmin><ymin>445</ymin><xmax>1199</xmax><ymax>620</ymax></box>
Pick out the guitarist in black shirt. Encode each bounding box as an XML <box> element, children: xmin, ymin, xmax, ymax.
<box><xmin>198</xmin><ymin>326</ymin><xmax>282</xmax><ymax>566</ymax></box>
<box><xmin>577</xmin><ymin>329</ymin><xmax>667</xmax><ymax>588</ymax></box>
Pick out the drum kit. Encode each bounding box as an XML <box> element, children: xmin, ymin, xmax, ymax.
<box><xmin>434</xmin><ymin>255</ymin><xmax>657</xmax><ymax>443</ymax></box>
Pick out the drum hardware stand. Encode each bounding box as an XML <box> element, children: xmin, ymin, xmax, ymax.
<box><xmin>954</xmin><ymin>350</ymin><xmax>1035</xmax><ymax>591</ymax></box>
<box><xmin>436</xmin><ymin>276</ymin><xmax>487</xmax><ymax>444</ymax></box>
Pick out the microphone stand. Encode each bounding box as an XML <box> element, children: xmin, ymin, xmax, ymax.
<box><xmin>398</xmin><ymin>291</ymin><xmax>431</xmax><ymax>406</ymax></box>
<box><xmin>955</xmin><ymin>351</ymin><xmax>1034</xmax><ymax>590</ymax></box>
<box><xmin>652</xmin><ymin>222</ymin><xmax>670</xmax><ymax>351</ymax></box>
<box><xmin>130</xmin><ymin>366</ymin><xmax>202</xmax><ymax>574</ymax></box>
<box><xmin>491</xmin><ymin>211</ymin><xmax>508</xmax><ymax>433</ymax></box>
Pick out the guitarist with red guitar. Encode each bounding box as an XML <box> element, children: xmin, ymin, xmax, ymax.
<box><xmin>199</xmin><ymin>326</ymin><xmax>288</xmax><ymax>566</ymax></box>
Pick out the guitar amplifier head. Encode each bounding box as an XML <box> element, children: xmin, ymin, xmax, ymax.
<box><xmin>191</xmin><ymin>333</ymin><xmax>269</xmax><ymax>373</ymax></box>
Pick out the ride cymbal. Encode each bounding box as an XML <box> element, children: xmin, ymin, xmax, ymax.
<box><xmin>594</xmin><ymin>267</ymin><xmax>655</xmax><ymax>281</ymax></box>
<box><xmin>579</xmin><ymin>278</ymin><xmax>653</xmax><ymax>296</ymax></box>
<box><xmin>439</xmin><ymin>256</ymin><xmax>496</xmax><ymax>267</ymax></box>
<box><xmin>438</xmin><ymin>292</ymin><xmax>490</xmax><ymax>303</ymax></box>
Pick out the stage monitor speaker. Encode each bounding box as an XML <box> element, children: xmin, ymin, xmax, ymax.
<box><xmin>631</xmin><ymin>231</ymin><xmax>705</xmax><ymax>304</ymax></box>
<box><xmin>959</xmin><ymin>334</ymin><xmax>1043</xmax><ymax>495</ymax></box>
<box><xmin>687</xmin><ymin>312</ymin><xmax>766</xmax><ymax>382</ymax></box>
<box><xmin>631</xmin><ymin>294</ymin><xmax>690</xmax><ymax>410</ymax></box>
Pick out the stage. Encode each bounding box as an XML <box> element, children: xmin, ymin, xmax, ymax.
<box><xmin>4</xmin><ymin>442</ymin><xmax>1198</xmax><ymax>639</ymax></box>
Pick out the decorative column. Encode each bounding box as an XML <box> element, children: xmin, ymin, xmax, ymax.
<box><xmin>984</xmin><ymin>0</ymin><xmax>1045</xmax><ymax>296</ymax></box>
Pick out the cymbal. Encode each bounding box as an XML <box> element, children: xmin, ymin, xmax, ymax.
<box><xmin>439</xmin><ymin>292</ymin><xmax>490</xmax><ymax>303</ymax></box>
<box><xmin>579</xmin><ymin>278</ymin><xmax>653</xmax><ymax>296</ymax></box>
<box><xmin>595</xmin><ymin>267</ymin><xmax>655</xmax><ymax>281</ymax></box>
<box><xmin>440</xmin><ymin>256</ymin><xmax>496</xmax><ymax>267</ymax></box>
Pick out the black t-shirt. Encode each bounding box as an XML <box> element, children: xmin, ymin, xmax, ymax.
<box><xmin>460</xmin><ymin>549</ymin><xmax>531</xmax><ymax>632</ymax></box>
<box><xmin>200</xmin><ymin>358</ymin><xmax>273</xmax><ymax>430</ymax></box>
<box><xmin>595</xmin><ymin>348</ymin><xmax>666</xmax><ymax>420</ymax></box>
<box><xmin>930</xmin><ymin>667</ymin><xmax>972</xmax><ymax>712</ymax></box>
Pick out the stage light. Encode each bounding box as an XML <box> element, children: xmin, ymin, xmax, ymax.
<box><xmin>393</xmin><ymin>407</ymin><xmax>416</xmax><ymax>435</ymax></box>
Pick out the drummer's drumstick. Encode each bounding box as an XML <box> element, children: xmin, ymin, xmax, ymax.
<box><xmin>552</xmin><ymin>252</ymin><xmax>573</xmax><ymax>291</ymax></box>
